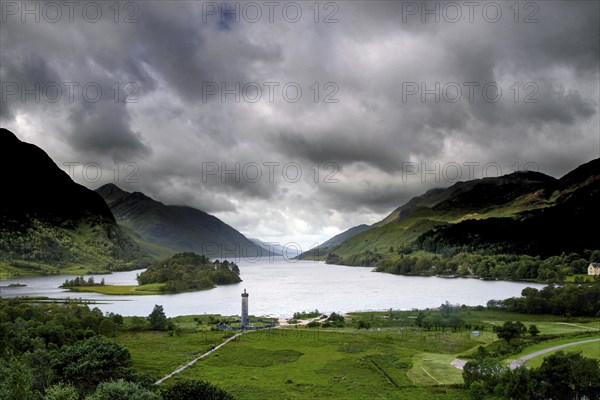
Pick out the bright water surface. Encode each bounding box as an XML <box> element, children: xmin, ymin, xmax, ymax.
<box><xmin>0</xmin><ymin>258</ymin><xmax>545</xmax><ymax>317</ymax></box>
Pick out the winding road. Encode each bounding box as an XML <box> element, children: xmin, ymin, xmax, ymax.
<box><xmin>507</xmin><ymin>338</ymin><xmax>600</xmax><ymax>369</ymax></box>
<box><xmin>451</xmin><ymin>337</ymin><xmax>600</xmax><ymax>371</ymax></box>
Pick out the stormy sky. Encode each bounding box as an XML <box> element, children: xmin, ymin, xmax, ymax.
<box><xmin>1</xmin><ymin>1</ymin><xmax>599</xmax><ymax>249</ymax></box>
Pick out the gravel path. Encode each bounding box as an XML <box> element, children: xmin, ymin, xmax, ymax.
<box><xmin>155</xmin><ymin>331</ymin><xmax>245</xmax><ymax>385</ymax></box>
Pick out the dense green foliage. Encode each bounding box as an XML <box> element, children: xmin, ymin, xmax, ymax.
<box><xmin>161</xmin><ymin>380</ymin><xmax>235</xmax><ymax>400</ymax></box>
<box><xmin>62</xmin><ymin>276</ymin><xmax>106</xmax><ymax>287</ymax></box>
<box><xmin>0</xmin><ymin>299</ymin><xmax>234</xmax><ymax>399</ymax></box>
<box><xmin>292</xmin><ymin>309</ymin><xmax>321</xmax><ymax>320</ymax></box>
<box><xmin>372</xmin><ymin>251</ymin><xmax>600</xmax><ymax>283</ymax></box>
<box><xmin>490</xmin><ymin>281</ymin><xmax>600</xmax><ymax>317</ymax></box>
<box><xmin>0</xmin><ymin>355</ymin><xmax>36</xmax><ymax>400</ymax></box>
<box><xmin>137</xmin><ymin>252</ymin><xmax>241</xmax><ymax>292</ymax></box>
<box><xmin>43</xmin><ymin>383</ymin><xmax>79</xmax><ymax>400</ymax></box>
<box><xmin>1</xmin><ymin>300</ymin><xmax>112</xmax><ymax>356</ymax></box>
<box><xmin>0</xmin><ymin>220</ymin><xmax>151</xmax><ymax>278</ymax></box>
<box><xmin>463</xmin><ymin>351</ymin><xmax>600</xmax><ymax>399</ymax></box>
<box><xmin>52</xmin><ymin>336</ymin><xmax>135</xmax><ymax>394</ymax></box>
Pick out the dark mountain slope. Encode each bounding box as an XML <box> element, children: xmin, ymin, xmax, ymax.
<box><xmin>417</xmin><ymin>160</ymin><xmax>600</xmax><ymax>257</ymax></box>
<box><xmin>96</xmin><ymin>184</ymin><xmax>269</xmax><ymax>258</ymax></box>
<box><xmin>0</xmin><ymin>129</ymin><xmax>150</xmax><ymax>277</ymax></box>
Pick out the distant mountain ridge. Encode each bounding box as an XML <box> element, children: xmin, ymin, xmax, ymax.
<box><xmin>0</xmin><ymin>128</ymin><xmax>150</xmax><ymax>277</ymax></box>
<box><xmin>320</xmin><ymin>224</ymin><xmax>371</xmax><ymax>248</ymax></box>
<box><xmin>96</xmin><ymin>183</ymin><xmax>273</xmax><ymax>259</ymax></box>
<box><xmin>249</xmin><ymin>239</ymin><xmax>290</xmax><ymax>257</ymax></box>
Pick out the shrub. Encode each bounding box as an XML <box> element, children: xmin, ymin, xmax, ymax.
<box><xmin>161</xmin><ymin>380</ymin><xmax>234</xmax><ymax>400</ymax></box>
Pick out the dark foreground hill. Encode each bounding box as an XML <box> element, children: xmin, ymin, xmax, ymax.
<box><xmin>0</xmin><ymin>128</ymin><xmax>150</xmax><ymax>277</ymax></box>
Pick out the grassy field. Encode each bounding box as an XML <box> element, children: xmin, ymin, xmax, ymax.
<box><xmin>114</xmin><ymin>309</ymin><xmax>600</xmax><ymax>400</ymax></box>
<box><xmin>115</xmin><ymin>329</ymin><xmax>234</xmax><ymax>378</ymax></box>
<box><xmin>408</xmin><ymin>352</ymin><xmax>464</xmax><ymax>385</ymax></box>
<box><xmin>65</xmin><ymin>282</ymin><xmax>218</xmax><ymax>295</ymax></box>
<box><xmin>564</xmin><ymin>274</ymin><xmax>597</xmax><ymax>283</ymax></box>
<box><xmin>164</xmin><ymin>328</ymin><xmax>469</xmax><ymax>399</ymax></box>
<box><xmin>67</xmin><ymin>283</ymin><xmax>167</xmax><ymax>295</ymax></box>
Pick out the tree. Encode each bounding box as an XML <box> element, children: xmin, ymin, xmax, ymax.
<box><xmin>463</xmin><ymin>358</ymin><xmax>507</xmax><ymax>392</ymax></box>
<box><xmin>99</xmin><ymin>319</ymin><xmax>117</xmax><ymax>337</ymax></box>
<box><xmin>537</xmin><ymin>351</ymin><xmax>600</xmax><ymax>400</ymax></box>
<box><xmin>421</xmin><ymin>316</ymin><xmax>434</xmax><ymax>331</ymax></box>
<box><xmin>147</xmin><ymin>305</ymin><xmax>168</xmax><ymax>331</ymax></box>
<box><xmin>415</xmin><ymin>311</ymin><xmax>425</xmax><ymax>327</ymax></box>
<box><xmin>86</xmin><ymin>379</ymin><xmax>161</xmax><ymax>400</ymax></box>
<box><xmin>110</xmin><ymin>313</ymin><xmax>124</xmax><ymax>326</ymax></box>
<box><xmin>52</xmin><ymin>336</ymin><xmax>134</xmax><ymax>395</ymax></box>
<box><xmin>493</xmin><ymin>321</ymin><xmax>526</xmax><ymax>343</ymax></box>
<box><xmin>448</xmin><ymin>315</ymin><xmax>464</xmax><ymax>332</ymax></box>
<box><xmin>161</xmin><ymin>380</ymin><xmax>235</xmax><ymax>400</ymax></box>
<box><xmin>357</xmin><ymin>320</ymin><xmax>370</xmax><ymax>329</ymax></box>
<box><xmin>498</xmin><ymin>366</ymin><xmax>538</xmax><ymax>400</ymax></box>
<box><xmin>528</xmin><ymin>324</ymin><xmax>539</xmax><ymax>337</ymax></box>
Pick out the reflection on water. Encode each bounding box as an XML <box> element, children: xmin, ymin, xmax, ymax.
<box><xmin>0</xmin><ymin>258</ymin><xmax>545</xmax><ymax>317</ymax></box>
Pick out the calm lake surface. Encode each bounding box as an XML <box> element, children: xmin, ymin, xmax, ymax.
<box><xmin>0</xmin><ymin>258</ymin><xmax>545</xmax><ymax>317</ymax></box>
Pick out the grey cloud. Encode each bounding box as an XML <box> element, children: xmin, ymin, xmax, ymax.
<box><xmin>67</xmin><ymin>101</ymin><xmax>150</xmax><ymax>161</ymax></box>
<box><xmin>1</xmin><ymin>1</ymin><xmax>598</xmax><ymax>245</ymax></box>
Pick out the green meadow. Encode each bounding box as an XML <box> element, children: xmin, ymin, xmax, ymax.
<box><xmin>139</xmin><ymin>328</ymin><xmax>471</xmax><ymax>399</ymax></box>
<box><xmin>67</xmin><ymin>283</ymin><xmax>166</xmax><ymax>295</ymax></box>
<box><xmin>114</xmin><ymin>310</ymin><xmax>600</xmax><ymax>400</ymax></box>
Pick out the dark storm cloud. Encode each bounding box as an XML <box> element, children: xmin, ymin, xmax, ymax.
<box><xmin>67</xmin><ymin>100</ymin><xmax>150</xmax><ymax>161</ymax></box>
<box><xmin>0</xmin><ymin>51</ymin><xmax>61</xmax><ymax>121</ymax></box>
<box><xmin>0</xmin><ymin>1</ymin><xmax>598</xmax><ymax>245</ymax></box>
<box><xmin>128</xmin><ymin>4</ymin><xmax>283</xmax><ymax>102</ymax></box>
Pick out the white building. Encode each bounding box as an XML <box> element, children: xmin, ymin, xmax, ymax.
<box><xmin>588</xmin><ymin>263</ymin><xmax>600</xmax><ymax>276</ymax></box>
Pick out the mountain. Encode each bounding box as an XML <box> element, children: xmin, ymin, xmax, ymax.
<box><xmin>96</xmin><ymin>184</ymin><xmax>273</xmax><ymax>259</ymax></box>
<box><xmin>417</xmin><ymin>159</ymin><xmax>600</xmax><ymax>257</ymax></box>
<box><xmin>320</xmin><ymin>224</ymin><xmax>371</xmax><ymax>248</ymax></box>
<box><xmin>321</xmin><ymin>159</ymin><xmax>599</xmax><ymax>266</ymax></box>
<box><xmin>296</xmin><ymin>224</ymin><xmax>371</xmax><ymax>261</ymax></box>
<box><xmin>249</xmin><ymin>239</ymin><xmax>286</xmax><ymax>257</ymax></box>
<box><xmin>0</xmin><ymin>128</ymin><xmax>150</xmax><ymax>278</ymax></box>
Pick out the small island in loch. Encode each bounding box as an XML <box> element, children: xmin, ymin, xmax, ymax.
<box><xmin>62</xmin><ymin>252</ymin><xmax>241</xmax><ymax>295</ymax></box>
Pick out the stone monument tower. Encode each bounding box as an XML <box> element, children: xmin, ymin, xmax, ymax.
<box><xmin>241</xmin><ymin>288</ymin><xmax>249</xmax><ymax>327</ymax></box>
